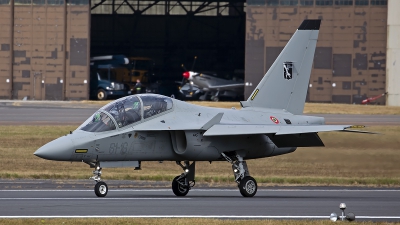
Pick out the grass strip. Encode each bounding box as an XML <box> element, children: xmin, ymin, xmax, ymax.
<box><xmin>1</xmin><ymin>125</ymin><xmax>400</xmax><ymax>186</ymax></box>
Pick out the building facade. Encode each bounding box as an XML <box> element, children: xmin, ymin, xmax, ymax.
<box><xmin>0</xmin><ymin>0</ymin><xmax>90</xmax><ymax>100</ymax></box>
<box><xmin>0</xmin><ymin>0</ymin><xmax>397</xmax><ymax>106</ymax></box>
<box><xmin>245</xmin><ymin>0</ymin><xmax>389</xmax><ymax>104</ymax></box>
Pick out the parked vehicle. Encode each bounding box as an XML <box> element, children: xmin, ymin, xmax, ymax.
<box><xmin>90</xmin><ymin>55</ymin><xmax>131</xmax><ymax>100</ymax></box>
<box><xmin>111</xmin><ymin>57</ymin><xmax>155</xmax><ymax>93</ymax></box>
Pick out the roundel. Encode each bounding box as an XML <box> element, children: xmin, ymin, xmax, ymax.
<box><xmin>270</xmin><ymin>116</ymin><xmax>279</xmax><ymax>124</ymax></box>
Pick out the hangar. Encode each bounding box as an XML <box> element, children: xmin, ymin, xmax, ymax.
<box><xmin>0</xmin><ymin>0</ymin><xmax>399</xmax><ymax>106</ymax></box>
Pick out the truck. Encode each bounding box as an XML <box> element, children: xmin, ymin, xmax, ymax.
<box><xmin>90</xmin><ymin>55</ymin><xmax>131</xmax><ymax>100</ymax></box>
<box><xmin>112</xmin><ymin>57</ymin><xmax>155</xmax><ymax>93</ymax></box>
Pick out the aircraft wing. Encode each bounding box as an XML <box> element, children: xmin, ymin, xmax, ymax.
<box><xmin>133</xmin><ymin>112</ymin><xmax>224</xmax><ymax>131</ymax></box>
<box><xmin>204</xmin><ymin>83</ymin><xmax>244</xmax><ymax>91</ymax></box>
<box><xmin>203</xmin><ymin>124</ymin><xmax>373</xmax><ymax>136</ymax></box>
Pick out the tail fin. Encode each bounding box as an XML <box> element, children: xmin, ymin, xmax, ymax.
<box><xmin>241</xmin><ymin>20</ymin><xmax>321</xmax><ymax>115</ymax></box>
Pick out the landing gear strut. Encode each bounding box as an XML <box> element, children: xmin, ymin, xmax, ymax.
<box><xmin>89</xmin><ymin>163</ymin><xmax>108</xmax><ymax>197</ymax></box>
<box><xmin>172</xmin><ymin>161</ymin><xmax>195</xmax><ymax>196</ymax></box>
<box><xmin>221</xmin><ymin>152</ymin><xmax>258</xmax><ymax>197</ymax></box>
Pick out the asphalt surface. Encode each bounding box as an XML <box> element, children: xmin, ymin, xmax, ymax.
<box><xmin>0</xmin><ymin>100</ymin><xmax>399</xmax><ymax>125</ymax></box>
<box><xmin>0</xmin><ymin>180</ymin><xmax>399</xmax><ymax>221</ymax></box>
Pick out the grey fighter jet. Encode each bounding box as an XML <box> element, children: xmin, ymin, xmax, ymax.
<box><xmin>34</xmin><ymin>20</ymin><xmax>369</xmax><ymax>198</ymax></box>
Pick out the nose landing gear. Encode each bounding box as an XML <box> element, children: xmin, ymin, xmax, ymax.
<box><xmin>172</xmin><ymin>161</ymin><xmax>196</xmax><ymax>196</ymax></box>
<box><xmin>90</xmin><ymin>164</ymin><xmax>108</xmax><ymax>197</ymax></box>
<box><xmin>94</xmin><ymin>181</ymin><xmax>108</xmax><ymax>197</ymax></box>
<box><xmin>221</xmin><ymin>152</ymin><xmax>258</xmax><ymax>197</ymax></box>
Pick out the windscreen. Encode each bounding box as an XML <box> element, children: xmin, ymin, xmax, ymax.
<box><xmin>80</xmin><ymin>111</ymin><xmax>116</xmax><ymax>132</ymax></box>
<box><xmin>97</xmin><ymin>68</ymin><xmax>109</xmax><ymax>80</ymax></box>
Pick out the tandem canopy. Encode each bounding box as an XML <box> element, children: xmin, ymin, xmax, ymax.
<box><xmin>78</xmin><ymin>94</ymin><xmax>173</xmax><ymax>132</ymax></box>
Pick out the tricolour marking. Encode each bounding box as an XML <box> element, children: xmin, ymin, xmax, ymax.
<box><xmin>250</xmin><ymin>89</ymin><xmax>259</xmax><ymax>100</ymax></box>
<box><xmin>270</xmin><ymin>116</ymin><xmax>279</xmax><ymax>124</ymax></box>
<box><xmin>75</xmin><ymin>149</ymin><xmax>88</xmax><ymax>153</ymax></box>
<box><xmin>1</xmin><ymin>215</ymin><xmax>400</xmax><ymax>219</ymax></box>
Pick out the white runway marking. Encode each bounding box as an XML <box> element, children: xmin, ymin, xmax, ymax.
<box><xmin>1</xmin><ymin>215</ymin><xmax>400</xmax><ymax>219</ymax></box>
<box><xmin>0</xmin><ymin>198</ymin><xmax>190</xmax><ymax>200</ymax></box>
<box><xmin>0</xmin><ymin>189</ymin><xmax>399</xmax><ymax>192</ymax></box>
<box><xmin>0</xmin><ymin>182</ymin><xmax>44</xmax><ymax>184</ymax></box>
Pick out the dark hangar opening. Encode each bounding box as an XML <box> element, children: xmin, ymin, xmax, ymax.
<box><xmin>90</xmin><ymin>0</ymin><xmax>246</xmax><ymax>79</ymax></box>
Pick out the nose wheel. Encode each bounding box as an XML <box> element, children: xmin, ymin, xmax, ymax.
<box><xmin>89</xmin><ymin>163</ymin><xmax>109</xmax><ymax>197</ymax></box>
<box><xmin>94</xmin><ymin>181</ymin><xmax>108</xmax><ymax>197</ymax></box>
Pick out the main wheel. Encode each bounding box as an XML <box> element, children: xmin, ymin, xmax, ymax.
<box><xmin>94</xmin><ymin>181</ymin><xmax>108</xmax><ymax>197</ymax></box>
<box><xmin>239</xmin><ymin>176</ymin><xmax>257</xmax><ymax>197</ymax></box>
<box><xmin>172</xmin><ymin>176</ymin><xmax>189</xmax><ymax>196</ymax></box>
<box><xmin>97</xmin><ymin>89</ymin><xmax>107</xmax><ymax>100</ymax></box>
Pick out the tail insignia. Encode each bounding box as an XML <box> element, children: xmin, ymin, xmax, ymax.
<box><xmin>283</xmin><ymin>62</ymin><xmax>293</xmax><ymax>80</ymax></box>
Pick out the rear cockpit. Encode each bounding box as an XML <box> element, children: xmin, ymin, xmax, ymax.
<box><xmin>79</xmin><ymin>94</ymin><xmax>173</xmax><ymax>132</ymax></box>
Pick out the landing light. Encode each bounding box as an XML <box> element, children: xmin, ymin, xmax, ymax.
<box><xmin>185</xmin><ymin>169</ymin><xmax>189</xmax><ymax>173</ymax></box>
<box><xmin>339</xmin><ymin>203</ymin><xmax>346</xmax><ymax>210</ymax></box>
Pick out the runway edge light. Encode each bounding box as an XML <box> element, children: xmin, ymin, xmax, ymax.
<box><xmin>330</xmin><ymin>203</ymin><xmax>355</xmax><ymax>222</ymax></box>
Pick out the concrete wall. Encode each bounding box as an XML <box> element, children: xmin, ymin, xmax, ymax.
<box><xmin>0</xmin><ymin>1</ymin><xmax>12</xmax><ymax>99</ymax></box>
<box><xmin>386</xmin><ymin>0</ymin><xmax>400</xmax><ymax>106</ymax></box>
<box><xmin>0</xmin><ymin>0</ymin><xmax>90</xmax><ymax>100</ymax></box>
<box><xmin>245</xmin><ymin>1</ymin><xmax>388</xmax><ymax>104</ymax></box>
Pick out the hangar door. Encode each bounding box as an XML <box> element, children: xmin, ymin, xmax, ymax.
<box><xmin>90</xmin><ymin>0</ymin><xmax>246</xmax><ymax>78</ymax></box>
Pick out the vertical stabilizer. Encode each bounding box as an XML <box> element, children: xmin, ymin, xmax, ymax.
<box><xmin>241</xmin><ymin>20</ymin><xmax>320</xmax><ymax>115</ymax></box>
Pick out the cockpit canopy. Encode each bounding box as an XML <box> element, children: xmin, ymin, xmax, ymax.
<box><xmin>79</xmin><ymin>94</ymin><xmax>173</xmax><ymax>132</ymax></box>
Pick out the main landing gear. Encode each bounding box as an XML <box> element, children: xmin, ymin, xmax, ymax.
<box><xmin>172</xmin><ymin>161</ymin><xmax>196</xmax><ymax>196</ymax></box>
<box><xmin>221</xmin><ymin>152</ymin><xmax>258</xmax><ymax>197</ymax></box>
<box><xmin>90</xmin><ymin>164</ymin><xmax>108</xmax><ymax>197</ymax></box>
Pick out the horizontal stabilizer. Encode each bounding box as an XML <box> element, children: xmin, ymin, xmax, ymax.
<box><xmin>207</xmin><ymin>83</ymin><xmax>244</xmax><ymax>90</ymax></box>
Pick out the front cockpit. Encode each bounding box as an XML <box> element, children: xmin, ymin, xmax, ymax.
<box><xmin>78</xmin><ymin>94</ymin><xmax>174</xmax><ymax>132</ymax></box>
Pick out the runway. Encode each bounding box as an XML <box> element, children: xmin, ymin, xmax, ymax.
<box><xmin>0</xmin><ymin>184</ymin><xmax>399</xmax><ymax>221</ymax></box>
<box><xmin>0</xmin><ymin>101</ymin><xmax>399</xmax><ymax>125</ymax></box>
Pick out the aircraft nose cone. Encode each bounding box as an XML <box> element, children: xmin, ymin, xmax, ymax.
<box><xmin>34</xmin><ymin>136</ymin><xmax>74</xmax><ymax>161</ymax></box>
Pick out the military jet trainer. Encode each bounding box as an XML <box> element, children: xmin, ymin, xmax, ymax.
<box><xmin>34</xmin><ymin>19</ymin><xmax>369</xmax><ymax>198</ymax></box>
